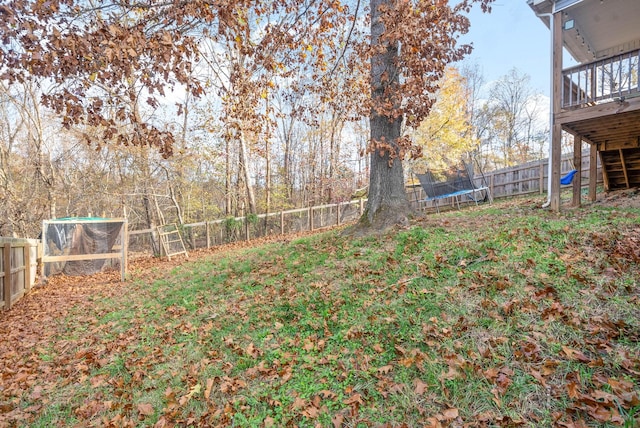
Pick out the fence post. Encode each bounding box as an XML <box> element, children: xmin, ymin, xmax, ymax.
<box><xmin>589</xmin><ymin>144</ymin><xmax>598</xmax><ymax>202</ymax></box>
<box><xmin>573</xmin><ymin>136</ymin><xmax>582</xmax><ymax>207</ymax></box>
<box><xmin>337</xmin><ymin>203</ymin><xmax>341</xmax><ymax>226</ymax></box>
<box><xmin>359</xmin><ymin>198</ymin><xmax>364</xmax><ymax>216</ymax></box>
<box><xmin>539</xmin><ymin>161</ymin><xmax>545</xmax><ymax>194</ymax></box>
<box><xmin>489</xmin><ymin>174</ymin><xmax>495</xmax><ymax>198</ymax></box>
<box><xmin>189</xmin><ymin>225</ymin><xmax>196</xmax><ymax>249</ymax></box>
<box><xmin>121</xmin><ymin>225</ymin><xmax>128</xmax><ymax>282</ymax></box>
<box><xmin>309</xmin><ymin>206</ymin><xmax>314</xmax><ymax>231</ymax></box>
<box><xmin>3</xmin><ymin>243</ymin><xmax>11</xmax><ymax>310</ymax></box>
<box><xmin>206</xmin><ymin>222</ymin><xmax>211</xmax><ymax>249</ymax></box>
<box><xmin>24</xmin><ymin>243</ymin><xmax>31</xmax><ymax>292</ymax></box>
<box><xmin>280</xmin><ymin>211</ymin><xmax>285</xmax><ymax>235</ymax></box>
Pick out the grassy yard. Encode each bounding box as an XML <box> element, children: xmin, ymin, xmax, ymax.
<box><xmin>1</xmin><ymin>194</ymin><xmax>639</xmax><ymax>427</ymax></box>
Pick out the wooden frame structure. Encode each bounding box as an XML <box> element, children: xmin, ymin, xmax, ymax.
<box><xmin>528</xmin><ymin>0</ymin><xmax>640</xmax><ymax>210</ymax></box>
<box><xmin>0</xmin><ymin>238</ymin><xmax>39</xmax><ymax>310</ymax></box>
<box><xmin>41</xmin><ymin>218</ymin><xmax>128</xmax><ymax>282</ymax></box>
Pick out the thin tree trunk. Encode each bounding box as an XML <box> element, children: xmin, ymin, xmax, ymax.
<box><xmin>264</xmin><ymin>97</ymin><xmax>272</xmax><ymax>231</ymax></box>
<box><xmin>174</xmin><ymin>90</ymin><xmax>189</xmax><ymax>221</ymax></box>
<box><xmin>282</xmin><ymin>116</ymin><xmax>294</xmax><ymax>200</ymax></box>
<box><xmin>0</xmin><ymin>95</ymin><xmax>22</xmax><ymax>235</ymax></box>
<box><xmin>319</xmin><ymin>129</ymin><xmax>325</xmax><ymax>203</ymax></box>
<box><xmin>264</xmin><ymin>143</ymin><xmax>271</xmax><ymax>231</ymax></box>
<box><xmin>168</xmin><ymin>181</ymin><xmax>185</xmax><ymax>225</ymax></box>
<box><xmin>142</xmin><ymin>191</ymin><xmax>160</xmax><ymax>255</ymax></box>
<box><xmin>160</xmin><ymin>166</ymin><xmax>185</xmax><ymax>225</ymax></box>
<box><xmin>238</xmin><ymin>131</ymin><xmax>257</xmax><ymax>214</ymax></box>
<box><xmin>153</xmin><ymin>193</ymin><xmax>165</xmax><ymax>225</ymax></box>
<box><xmin>25</xmin><ymin>82</ymin><xmax>57</xmax><ymax>221</ymax></box>
<box><xmin>48</xmin><ymin>186</ymin><xmax>57</xmax><ymax>219</ymax></box>
<box><xmin>328</xmin><ymin>115</ymin><xmax>343</xmax><ymax>203</ymax></box>
<box><xmin>139</xmin><ymin>146</ymin><xmax>160</xmax><ymax>255</ymax></box>
<box><xmin>235</xmin><ymin>147</ymin><xmax>244</xmax><ymax>217</ymax></box>
<box><xmin>225</xmin><ymin>137</ymin><xmax>232</xmax><ymax>215</ymax></box>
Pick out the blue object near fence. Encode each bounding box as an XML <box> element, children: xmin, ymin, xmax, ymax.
<box><xmin>560</xmin><ymin>169</ymin><xmax>578</xmax><ymax>185</ymax></box>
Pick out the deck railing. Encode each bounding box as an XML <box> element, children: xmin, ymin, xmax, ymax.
<box><xmin>563</xmin><ymin>48</ymin><xmax>640</xmax><ymax>108</ymax></box>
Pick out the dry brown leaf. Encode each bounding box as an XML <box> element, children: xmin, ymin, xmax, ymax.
<box><xmin>292</xmin><ymin>396</ymin><xmax>307</xmax><ymax>410</ymax></box>
<box><xmin>204</xmin><ymin>378</ymin><xmax>214</xmax><ymax>400</ymax></box>
<box><xmin>424</xmin><ymin>417</ymin><xmax>444</xmax><ymax>428</ymax></box>
<box><xmin>414</xmin><ymin>378</ymin><xmax>429</xmax><ymax>395</ymax></box>
<box><xmin>137</xmin><ymin>403</ymin><xmax>154</xmax><ymax>416</ymax></box>
<box><xmin>318</xmin><ymin>390</ymin><xmax>337</xmax><ymax>400</ymax></box>
<box><xmin>440</xmin><ymin>366</ymin><xmax>460</xmax><ymax>381</ymax></box>
<box><xmin>567</xmin><ymin>382</ymin><xmax>581</xmax><ymax>399</ymax></box>
<box><xmin>332</xmin><ymin>413</ymin><xmax>344</xmax><ymax>428</ymax></box>
<box><xmin>343</xmin><ymin>392</ymin><xmax>363</xmax><ymax>405</ymax></box>
<box><xmin>302</xmin><ymin>405</ymin><xmax>320</xmax><ymax>418</ymax></box>
<box><xmin>377</xmin><ymin>365</ymin><xmax>393</xmax><ymax>375</ymax></box>
<box><xmin>441</xmin><ymin>407</ymin><xmax>459</xmax><ymax>420</ymax></box>
<box><xmin>561</xmin><ymin>346</ymin><xmax>591</xmax><ymax>363</ymax></box>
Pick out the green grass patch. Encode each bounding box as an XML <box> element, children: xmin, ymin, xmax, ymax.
<box><xmin>3</xmin><ymin>195</ymin><xmax>639</xmax><ymax>427</ymax></box>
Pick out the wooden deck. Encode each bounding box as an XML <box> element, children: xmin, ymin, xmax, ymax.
<box><xmin>529</xmin><ymin>0</ymin><xmax>640</xmax><ymax>209</ymax></box>
<box><xmin>558</xmin><ymin>49</ymin><xmax>640</xmax><ymax>194</ymax></box>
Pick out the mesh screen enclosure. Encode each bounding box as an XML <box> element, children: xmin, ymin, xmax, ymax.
<box><xmin>42</xmin><ymin>218</ymin><xmax>127</xmax><ymax>278</ymax></box>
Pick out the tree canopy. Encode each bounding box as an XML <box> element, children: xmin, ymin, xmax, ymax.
<box><xmin>2</xmin><ymin>1</ymin><xmax>492</xmax><ymax>155</ymax></box>
<box><xmin>1</xmin><ymin>0</ymin><xmax>495</xmax><ymax>232</ymax></box>
<box><xmin>1</xmin><ymin>0</ymin><xmax>355</xmax><ymax>157</ymax></box>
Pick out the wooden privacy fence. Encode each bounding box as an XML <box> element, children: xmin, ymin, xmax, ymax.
<box><xmin>0</xmin><ymin>238</ymin><xmax>39</xmax><ymax>310</ymax></box>
<box><xmin>481</xmin><ymin>152</ymin><xmax>602</xmax><ymax>199</ymax></box>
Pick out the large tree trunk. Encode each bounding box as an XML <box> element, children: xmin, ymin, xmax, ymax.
<box><xmin>360</xmin><ymin>0</ymin><xmax>411</xmax><ymax>232</ymax></box>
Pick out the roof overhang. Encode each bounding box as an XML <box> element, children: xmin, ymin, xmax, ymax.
<box><xmin>553</xmin><ymin>0</ymin><xmax>586</xmax><ymax>13</ymax></box>
<box><xmin>527</xmin><ymin>0</ymin><xmax>640</xmax><ymax>63</ymax></box>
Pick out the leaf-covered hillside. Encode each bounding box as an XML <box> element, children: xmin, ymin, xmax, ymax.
<box><xmin>1</xmin><ymin>193</ymin><xmax>639</xmax><ymax>427</ymax></box>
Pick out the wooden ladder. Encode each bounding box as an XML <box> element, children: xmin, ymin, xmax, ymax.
<box><xmin>157</xmin><ymin>224</ymin><xmax>189</xmax><ymax>260</ymax></box>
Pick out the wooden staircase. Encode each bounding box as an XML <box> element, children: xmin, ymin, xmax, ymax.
<box><xmin>600</xmin><ymin>148</ymin><xmax>640</xmax><ymax>190</ymax></box>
